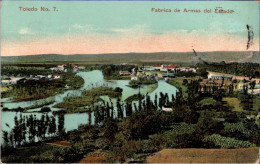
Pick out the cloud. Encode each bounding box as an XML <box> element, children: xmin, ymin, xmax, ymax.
<box><xmin>110</xmin><ymin>24</ymin><xmax>149</xmax><ymax>34</ymax></box>
<box><xmin>72</xmin><ymin>24</ymin><xmax>94</xmax><ymax>31</ymax></box>
<box><xmin>72</xmin><ymin>24</ymin><xmax>84</xmax><ymax>29</ymax></box>
<box><xmin>19</xmin><ymin>28</ymin><xmax>30</xmax><ymax>34</ymax></box>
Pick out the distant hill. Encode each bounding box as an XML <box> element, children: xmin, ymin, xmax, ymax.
<box><xmin>1</xmin><ymin>51</ymin><xmax>259</xmax><ymax>64</ymax></box>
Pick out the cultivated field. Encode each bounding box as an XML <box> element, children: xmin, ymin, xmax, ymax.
<box><xmin>146</xmin><ymin>148</ymin><xmax>259</xmax><ymax>163</ymax></box>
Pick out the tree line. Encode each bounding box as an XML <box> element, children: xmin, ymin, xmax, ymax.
<box><xmin>2</xmin><ymin>113</ymin><xmax>65</xmax><ymax>148</ymax></box>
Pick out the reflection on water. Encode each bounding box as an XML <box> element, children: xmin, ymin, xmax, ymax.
<box><xmin>1</xmin><ymin>70</ymin><xmax>177</xmax><ymax>135</ymax></box>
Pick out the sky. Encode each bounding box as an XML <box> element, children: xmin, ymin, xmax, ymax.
<box><xmin>1</xmin><ymin>1</ymin><xmax>259</xmax><ymax>56</ymax></box>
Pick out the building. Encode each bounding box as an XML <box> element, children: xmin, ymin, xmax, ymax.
<box><xmin>208</xmin><ymin>73</ymin><xmax>232</xmax><ymax>81</ymax></box>
<box><xmin>50</xmin><ymin>64</ymin><xmax>67</xmax><ymax>72</ymax></box>
<box><xmin>1</xmin><ymin>77</ymin><xmax>24</xmax><ymax>86</ymax></box>
<box><xmin>152</xmin><ymin>65</ymin><xmax>162</xmax><ymax>71</ymax></box>
<box><xmin>143</xmin><ymin>66</ymin><xmax>155</xmax><ymax>71</ymax></box>
<box><xmin>162</xmin><ymin>73</ymin><xmax>175</xmax><ymax>78</ymax></box>
<box><xmin>162</xmin><ymin>106</ymin><xmax>173</xmax><ymax>112</ymax></box>
<box><xmin>131</xmin><ymin>76</ymin><xmax>139</xmax><ymax>81</ymax></box>
<box><xmin>78</xmin><ymin>66</ymin><xmax>85</xmax><ymax>70</ymax></box>
<box><xmin>151</xmin><ymin>64</ymin><xmax>178</xmax><ymax>72</ymax></box>
<box><xmin>164</xmin><ymin>64</ymin><xmax>178</xmax><ymax>71</ymax></box>
<box><xmin>179</xmin><ymin>67</ymin><xmax>197</xmax><ymax>73</ymax></box>
<box><xmin>119</xmin><ymin>71</ymin><xmax>131</xmax><ymax>76</ymax></box>
<box><xmin>52</xmin><ymin>74</ymin><xmax>62</xmax><ymax>79</ymax></box>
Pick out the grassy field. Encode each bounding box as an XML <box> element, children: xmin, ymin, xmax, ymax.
<box><xmin>1</xmin><ymin>86</ymin><xmax>13</xmax><ymax>92</ymax></box>
<box><xmin>223</xmin><ymin>97</ymin><xmax>244</xmax><ymax>112</ymax></box>
<box><xmin>146</xmin><ymin>148</ymin><xmax>259</xmax><ymax>163</ymax></box>
<box><xmin>253</xmin><ymin>96</ymin><xmax>260</xmax><ymax>112</ymax></box>
<box><xmin>168</xmin><ymin>77</ymin><xmax>196</xmax><ymax>99</ymax></box>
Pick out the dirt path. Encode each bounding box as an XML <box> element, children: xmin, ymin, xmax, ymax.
<box><xmin>51</xmin><ymin>141</ymin><xmax>71</xmax><ymax>147</ymax></box>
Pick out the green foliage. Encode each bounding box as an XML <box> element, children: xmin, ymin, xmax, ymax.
<box><xmin>148</xmin><ymin>135</ymin><xmax>167</xmax><ymax>151</ymax></box>
<box><xmin>58</xmin><ymin>114</ymin><xmax>65</xmax><ymax>136</ymax></box>
<box><xmin>1</xmin><ymin>143</ymin><xmax>80</xmax><ymax>163</ymax></box>
<box><xmin>104</xmin><ymin>119</ymin><xmax>118</xmax><ymax>146</ymax></box>
<box><xmin>63</xmin><ymin>73</ymin><xmax>84</xmax><ymax>89</ymax></box>
<box><xmin>2</xmin><ymin>66</ymin><xmax>54</xmax><ymax>76</ymax></box>
<box><xmin>119</xmin><ymin>111</ymin><xmax>168</xmax><ymax>140</ymax></box>
<box><xmin>40</xmin><ymin>107</ymin><xmax>51</xmax><ymax>113</ymax></box>
<box><xmin>159</xmin><ymin>123</ymin><xmax>196</xmax><ymax>148</ymax></box>
<box><xmin>125</xmin><ymin>94</ymin><xmax>144</xmax><ymax>102</ymax></box>
<box><xmin>199</xmin><ymin>97</ymin><xmax>220</xmax><ymax>106</ymax></box>
<box><xmin>167</xmin><ymin>123</ymin><xmax>196</xmax><ymax>136</ymax></box>
<box><xmin>197</xmin><ymin>68</ymin><xmax>208</xmax><ymax>78</ymax></box>
<box><xmin>129</xmin><ymin>79</ymin><xmax>157</xmax><ymax>88</ymax></box>
<box><xmin>204</xmin><ymin>134</ymin><xmax>256</xmax><ymax>148</ymax></box>
<box><xmin>197</xmin><ymin>62</ymin><xmax>260</xmax><ymax>79</ymax></box>
<box><xmin>54</xmin><ymin>87</ymin><xmax>122</xmax><ymax>110</ymax></box>
<box><xmin>2</xmin><ymin>73</ymin><xmax>83</xmax><ymax>101</ymax></box>
<box><xmin>224</xmin><ymin>122</ymin><xmax>252</xmax><ymax>138</ymax></box>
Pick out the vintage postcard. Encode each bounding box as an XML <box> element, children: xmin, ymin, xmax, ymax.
<box><xmin>1</xmin><ymin>1</ymin><xmax>260</xmax><ymax>163</ymax></box>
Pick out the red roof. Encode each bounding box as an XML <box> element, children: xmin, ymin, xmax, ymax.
<box><xmin>165</xmin><ymin>64</ymin><xmax>178</xmax><ymax>69</ymax></box>
<box><xmin>152</xmin><ymin>65</ymin><xmax>162</xmax><ymax>68</ymax></box>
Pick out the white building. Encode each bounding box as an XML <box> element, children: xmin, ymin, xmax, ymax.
<box><xmin>162</xmin><ymin>106</ymin><xmax>173</xmax><ymax>112</ymax></box>
<box><xmin>52</xmin><ymin>74</ymin><xmax>62</xmax><ymax>79</ymax></box>
<box><xmin>1</xmin><ymin>77</ymin><xmax>24</xmax><ymax>85</ymax></box>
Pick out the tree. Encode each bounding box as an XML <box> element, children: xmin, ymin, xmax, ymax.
<box><xmin>249</xmin><ymin>80</ymin><xmax>256</xmax><ymax>95</ymax></box>
<box><xmin>184</xmin><ymin>110</ymin><xmax>200</xmax><ymax>124</ymax></box>
<box><xmin>126</xmin><ymin>102</ymin><xmax>132</xmax><ymax>117</ymax></box>
<box><xmin>58</xmin><ymin>114</ymin><xmax>65</xmax><ymax>136</ymax></box>
<box><xmin>49</xmin><ymin>116</ymin><xmax>57</xmax><ymax>136</ymax></box>
<box><xmin>40</xmin><ymin>107</ymin><xmax>51</xmax><ymax>113</ymax></box>
<box><xmin>182</xmin><ymin>79</ymin><xmax>188</xmax><ymax>86</ymax></box>
<box><xmin>117</xmin><ymin>99</ymin><xmax>123</xmax><ymax>119</ymax></box>
<box><xmin>197</xmin><ymin>68</ymin><xmax>208</xmax><ymax>78</ymax></box>
<box><xmin>2</xmin><ymin>130</ymin><xmax>9</xmax><ymax>148</ymax></box>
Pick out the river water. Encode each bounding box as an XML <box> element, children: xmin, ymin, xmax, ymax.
<box><xmin>1</xmin><ymin>70</ymin><xmax>177</xmax><ymax>133</ymax></box>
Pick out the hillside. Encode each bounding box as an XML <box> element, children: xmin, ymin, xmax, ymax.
<box><xmin>1</xmin><ymin>51</ymin><xmax>259</xmax><ymax>64</ymax></box>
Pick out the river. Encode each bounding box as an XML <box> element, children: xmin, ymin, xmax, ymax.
<box><xmin>1</xmin><ymin>70</ymin><xmax>177</xmax><ymax>134</ymax></box>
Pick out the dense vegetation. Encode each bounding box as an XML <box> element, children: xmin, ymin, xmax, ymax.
<box><xmin>1</xmin><ymin>62</ymin><xmax>260</xmax><ymax>163</ymax></box>
<box><xmin>2</xmin><ymin>66</ymin><xmax>55</xmax><ymax>77</ymax></box>
<box><xmin>197</xmin><ymin>62</ymin><xmax>260</xmax><ymax>79</ymax></box>
<box><xmin>125</xmin><ymin>94</ymin><xmax>145</xmax><ymax>102</ymax></box>
<box><xmin>100</xmin><ymin>64</ymin><xmax>135</xmax><ymax>80</ymax></box>
<box><xmin>54</xmin><ymin>87</ymin><xmax>123</xmax><ymax>113</ymax></box>
<box><xmin>3</xmin><ymin>76</ymin><xmax>259</xmax><ymax>163</ymax></box>
<box><xmin>1</xmin><ymin>73</ymin><xmax>84</xmax><ymax>102</ymax></box>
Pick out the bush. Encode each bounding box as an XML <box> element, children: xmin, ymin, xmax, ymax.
<box><xmin>175</xmin><ymin>133</ymin><xmax>217</xmax><ymax>148</ymax></box>
<box><xmin>40</xmin><ymin>107</ymin><xmax>51</xmax><ymax>113</ymax></box>
<box><xmin>148</xmin><ymin>134</ymin><xmax>167</xmax><ymax>151</ymax></box>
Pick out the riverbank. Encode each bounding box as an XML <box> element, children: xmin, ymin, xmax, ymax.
<box><xmin>54</xmin><ymin>87</ymin><xmax>122</xmax><ymax>111</ymax></box>
<box><xmin>129</xmin><ymin>79</ymin><xmax>157</xmax><ymax>88</ymax></box>
<box><xmin>104</xmin><ymin>75</ymin><xmax>130</xmax><ymax>80</ymax></box>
